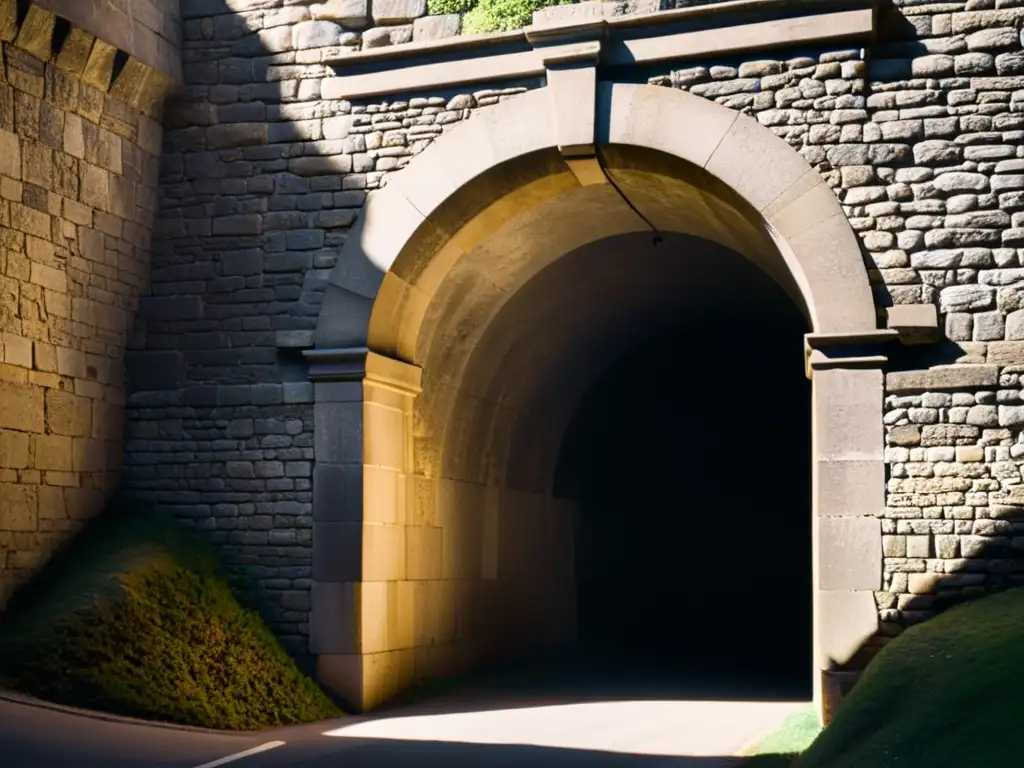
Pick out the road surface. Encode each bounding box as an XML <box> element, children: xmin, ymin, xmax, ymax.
<box><xmin>0</xmin><ymin>665</ymin><xmax>808</xmax><ymax>767</ymax></box>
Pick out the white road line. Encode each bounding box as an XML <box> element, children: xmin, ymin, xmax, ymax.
<box><xmin>191</xmin><ymin>741</ymin><xmax>287</xmax><ymax>768</ymax></box>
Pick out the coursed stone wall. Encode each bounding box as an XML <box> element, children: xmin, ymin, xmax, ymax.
<box><xmin>126</xmin><ymin>0</ymin><xmax>1024</xmax><ymax>664</ymax></box>
<box><xmin>125</xmin><ymin>0</ymin><xmax>537</xmax><ymax>652</ymax></box>
<box><xmin>0</xmin><ymin>4</ymin><xmax>173</xmax><ymax>609</ymax></box>
<box><xmin>650</xmin><ymin>0</ymin><xmax>1024</xmax><ymax>658</ymax></box>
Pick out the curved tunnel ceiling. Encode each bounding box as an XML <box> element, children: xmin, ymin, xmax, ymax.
<box><xmin>421</xmin><ymin>225</ymin><xmax>806</xmax><ymax>489</ymax></box>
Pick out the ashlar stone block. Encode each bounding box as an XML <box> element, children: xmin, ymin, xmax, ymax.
<box><xmin>311</xmin><ymin>0</ymin><xmax>371</xmax><ymax>28</ymax></box>
<box><xmin>373</xmin><ymin>0</ymin><xmax>427</xmax><ymax>24</ymax></box>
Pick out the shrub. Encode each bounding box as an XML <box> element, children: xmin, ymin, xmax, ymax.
<box><xmin>462</xmin><ymin>0</ymin><xmax>575</xmax><ymax>33</ymax></box>
<box><xmin>427</xmin><ymin>0</ymin><xmax>478</xmax><ymax>16</ymax></box>
<box><xmin>0</xmin><ymin>502</ymin><xmax>341</xmax><ymax>730</ymax></box>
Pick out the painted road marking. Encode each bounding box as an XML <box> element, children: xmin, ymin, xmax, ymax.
<box><xmin>192</xmin><ymin>741</ymin><xmax>286</xmax><ymax>768</ymax></box>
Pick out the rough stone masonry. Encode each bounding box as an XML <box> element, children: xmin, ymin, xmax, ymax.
<box><xmin>0</xmin><ymin>0</ymin><xmax>176</xmax><ymax>609</ymax></box>
<box><xmin>3</xmin><ymin>0</ymin><xmax>1024</xmax><ymax>694</ymax></box>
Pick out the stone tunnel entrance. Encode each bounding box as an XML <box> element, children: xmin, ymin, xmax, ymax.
<box><xmin>310</xmin><ymin>84</ymin><xmax>889</xmax><ymax>719</ymax></box>
<box><xmin>552</xmin><ymin>245</ymin><xmax>812</xmax><ymax>698</ymax></box>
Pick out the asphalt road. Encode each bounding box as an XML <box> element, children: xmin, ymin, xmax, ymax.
<box><xmin>0</xmin><ymin>665</ymin><xmax>807</xmax><ymax>767</ymax></box>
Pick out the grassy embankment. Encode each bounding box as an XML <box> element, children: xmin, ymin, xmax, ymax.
<box><xmin>746</xmin><ymin>585</ymin><xmax>1024</xmax><ymax>766</ymax></box>
<box><xmin>0</xmin><ymin>502</ymin><xmax>341</xmax><ymax>730</ymax></box>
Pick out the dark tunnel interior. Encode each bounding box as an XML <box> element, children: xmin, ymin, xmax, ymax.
<box><xmin>552</xmin><ymin>288</ymin><xmax>812</xmax><ymax>700</ymax></box>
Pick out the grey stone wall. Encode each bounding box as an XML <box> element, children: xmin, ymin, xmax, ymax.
<box><xmin>0</xmin><ymin>4</ymin><xmax>172</xmax><ymax>609</ymax></box>
<box><xmin>127</xmin><ymin>0</ymin><xmax>1024</xmax><ymax>662</ymax></box>
<box><xmin>124</xmin><ymin>0</ymin><xmax>534</xmax><ymax>651</ymax></box>
<box><xmin>181</xmin><ymin>0</ymin><xmax>462</xmax><ymax>55</ymax></box>
<box><xmin>881</xmin><ymin>367</ymin><xmax>1024</xmax><ymax>635</ymax></box>
<box><xmin>651</xmin><ymin>0</ymin><xmax>1024</xmax><ymax>656</ymax></box>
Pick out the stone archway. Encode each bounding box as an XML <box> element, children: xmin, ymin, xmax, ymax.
<box><xmin>308</xmin><ymin>62</ymin><xmax>894</xmax><ymax>722</ymax></box>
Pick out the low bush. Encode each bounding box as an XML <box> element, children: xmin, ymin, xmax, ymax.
<box><xmin>461</xmin><ymin>0</ymin><xmax>575</xmax><ymax>34</ymax></box>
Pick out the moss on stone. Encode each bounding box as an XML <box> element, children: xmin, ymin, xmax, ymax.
<box><xmin>462</xmin><ymin>0</ymin><xmax>574</xmax><ymax>33</ymax></box>
<box><xmin>426</xmin><ymin>0</ymin><xmax>479</xmax><ymax>16</ymax></box>
<box><xmin>0</xmin><ymin>502</ymin><xmax>341</xmax><ymax>730</ymax></box>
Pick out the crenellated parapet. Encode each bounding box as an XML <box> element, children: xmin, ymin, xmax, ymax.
<box><xmin>0</xmin><ymin>0</ymin><xmax>179</xmax><ymax>611</ymax></box>
<box><xmin>0</xmin><ymin>0</ymin><xmax>181</xmax><ymax>119</ymax></box>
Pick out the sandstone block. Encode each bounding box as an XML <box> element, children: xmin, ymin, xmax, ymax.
<box><xmin>0</xmin><ymin>483</ymin><xmax>37</xmax><ymax>531</ymax></box>
<box><xmin>964</xmin><ymin>28</ymin><xmax>1018</xmax><ymax>51</ymax></box>
<box><xmin>363</xmin><ymin>25</ymin><xmax>413</xmax><ymax>48</ymax></box>
<box><xmin>967</xmin><ymin>405</ymin><xmax>998</xmax><ymax>427</ymax></box>
<box><xmin>914</xmin><ymin>139</ymin><xmax>959</xmax><ymax>165</ymax></box>
<box><xmin>0</xmin><ymin>429</ymin><xmax>29</xmax><ymax>469</ymax></box>
<box><xmin>1006</xmin><ymin>309</ymin><xmax>1024</xmax><ymax>339</ymax></box>
<box><xmin>998</xmin><ymin>405</ymin><xmax>1024</xmax><ymax>427</ymax></box>
<box><xmin>32</xmin><ymin>434</ymin><xmax>72</xmax><ymax>472</ymax></box>
<box><xmin>206</xmin><ymin>122</ymin><xmax>268</xmax><ymax>150</ymax></box>
<box><xmin>908</xmin><ymin>572</ymin><xmax>939</xmax><ymax>595</ymax></box>
<box><xmin>0</xmin><ymin>127</ymin><xmax>19</xmax><ymax>178</ymax></box>
<box><xmin>373</xmin><ymin>0</ymin><xmax>426</xmax><ymax>24</ymax></box>
<box><xmin>988</xmin><ymin>342</ymin><xmax>1024</xmax><ymax>364</ymax></box>
<box><xmin>888</xmin><ymin>425</ymin><xmax>921</xmax><ymax>446</ymax></box>
<box><xmin>934</xmin><ymin>171</ymin><xmax>988</xmax><ymax>192</ymax></box>
<box><xmin>413</xmin><ymin>14</ymin><xmax>460</xmax><ymax>41</ymax></box>
<box><xmin>912</xmin><ymin>55</ymin><xmax>954</xmax><ymax>77</ymax></box>
<box><xmin>939</xmin><ymin>284</ymin><xmax>994</xmax><ymax>312</ymax></box>
<box><xmin>955</xmin><ymin>52</ymin><xmax>994</xmax><ymax>74</ymax></box>
<box><xmin>0</xmin><ymin>380</ymin><xmax>43</xmax><ymax>433</ymax></box>
<box><xmin>45</xmin><ymin>390</ymin><xmax>92</xmax><ymax>438</ymax></box>
<box><xmin>310</xmin><ymin>0</ymin><xmax>370</xmax><ymax>27</ymax></box>
<box><xmin>293</xmin><ymin>20</ymin><xmax>344</xmax><ymax>50</ymax></box>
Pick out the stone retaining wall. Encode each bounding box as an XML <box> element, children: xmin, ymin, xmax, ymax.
<box><xmin>0</xmin><ymin>3</ymin><xmax>174</xmax><ymax>609</ymax></box>
<box><xmin>126</xmin><ymin>0</ymin><xmax>537</xmax><ymax>651</ymax></box>
<box><xmin>121</xmin><ymin>0</ymin><xmax>1024</xmax><ymax>661</ymax></box>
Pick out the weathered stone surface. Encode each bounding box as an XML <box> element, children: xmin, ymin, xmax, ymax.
<box><xmin>939</xmin><ymin>285</ymin><xmax>995</xmax><ymax>312</ymax></box>
<box><xmin>206</xmin><ymin>122</ymin><xmax>268</xmax><ymax>150</ymax></box>
<box><xmin>310</xmin><ymin>0</ymin><xmax>371</xmax><ymax>27</ymax></box>
<box><xmin>934</xmin><ymin>172</ymin><xmax>989</xmax><ymax>193</ymax></box>
<box><xmin>293</xmin><ymin>20</ymin><xmax>344</xmax><ymax>49</ymax></box>
<box><xmin>413</xmin><ymin>14</ymin><xmax>460</xmax><ymax>41</ymax></box>
<box><xmin>887</xmin><ymin>366</ymin><xmax>1001</xmax><ymax>393</ymax></box>
<box><xmin>362</xmin><ymin>25</ymin><xmax>413</xmax><ymax>48</ymax></box>
<box><xmin>4</xmin><ymin>0</ymin><xmax>1018</xmax><ymax>672</ymax></box>
<box><xmin>372</xmin><ymin>0</ymin><xmax>426</xmax><ymax>24</ymax></box>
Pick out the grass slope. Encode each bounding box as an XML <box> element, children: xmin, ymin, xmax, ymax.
<box><xmin>799</xmin><ymin>585</ymin><xmax>1024</xmax><ymax>768</ymax></box>
<box><xmin>742</xmin><ymin>705</ymin><xmax>821</xmax><ymax>766</ymax></box>
<box><xmin>0</xmin><ymin>503</ymin><xmax>341</xmax><ymax>730</ymax></box>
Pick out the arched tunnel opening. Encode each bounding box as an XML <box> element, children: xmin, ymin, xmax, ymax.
<box><xmin>553</xmin><ymin>310</ymin><xmax>812</xmax><ymax>700</ymax></box>
<box><xmin>411</xmin><ymin>226</ymin><xmax>813</xmax><ymax>702</ymax></box>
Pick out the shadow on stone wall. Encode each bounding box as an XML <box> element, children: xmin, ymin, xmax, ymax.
<box><xmin>123</xmin><ymin>0</ymin><xmax>544</xmax><ymax>669</ymax></box>
<box><xmin>125</xmin><ymin>0</ymin><xmax>322</xmax><ymax>665</ymax></box>
<box><xmin>119</xmin><ymin>0</ymin><xmax>1024</xmax><ymax>709</ymax></box>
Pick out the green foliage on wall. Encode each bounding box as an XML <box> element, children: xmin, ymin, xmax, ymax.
<box><xmin>463</xmin><ymin>0</ymin><xmax>575</xmax><ymax>32</ymax></box>
<box><xmin>426</xmin><ymin>0</ymin><xmax>478</xmax><ymax>16</ymax></box>
<box><xmin>428</xmin><ymin>0</ymin><xmax>575</xmax><ymax>34</ymax></box>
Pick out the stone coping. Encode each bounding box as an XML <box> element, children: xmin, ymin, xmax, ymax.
<box><xmin>324</xmin><ymin>0</ymin><xmax>878</xmax><ymax>99</ymax></box>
